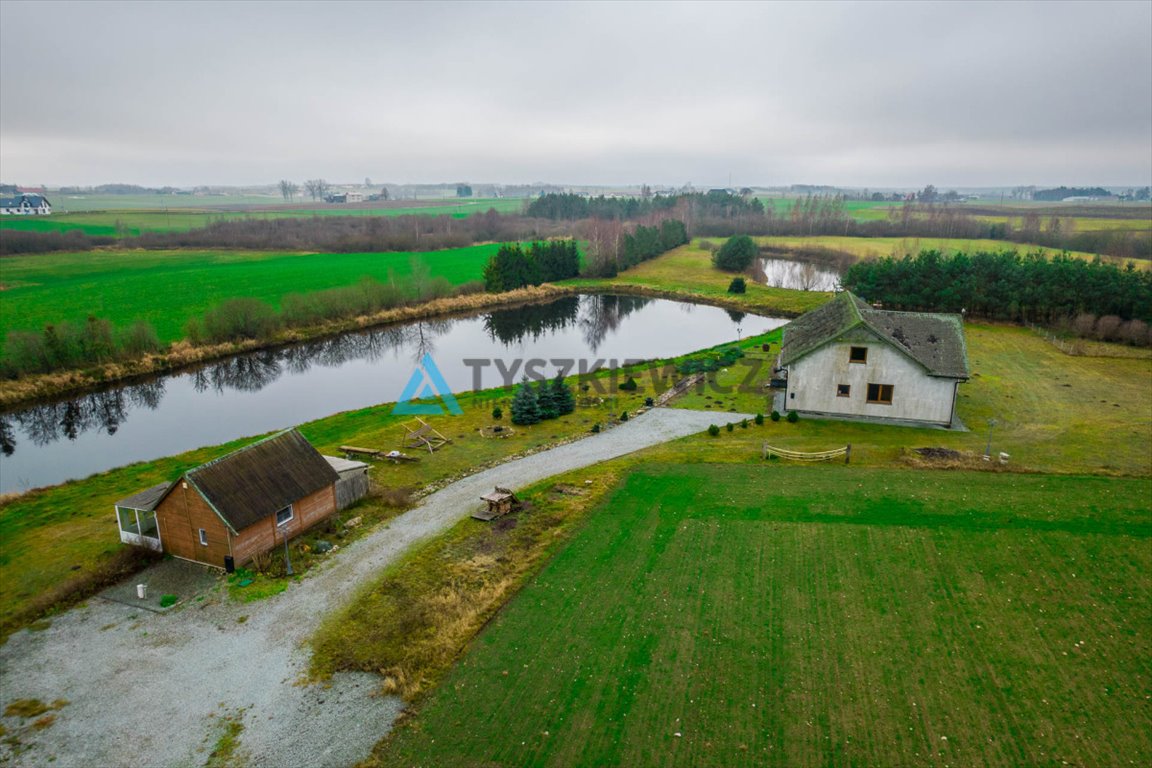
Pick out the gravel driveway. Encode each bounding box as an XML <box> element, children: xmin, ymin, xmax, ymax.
<box><xmin>0</xmin><ymin>408</ymin><xmax>749</xmax><ymax>768</ymax></box>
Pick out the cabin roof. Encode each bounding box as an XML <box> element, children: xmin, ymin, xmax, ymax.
<box><xmin>323</xmin><ymin>455</ymin><xmax>369</xmax><ymax>474</ymax></box>
<box><xmin>480</xmin><ymin>490</ymin><xmax>515</xmax><ymax>503</ymax></box>
<box><xmin>114</xmin><ymin>482</ymin><xmax>173</xmax><ymax>512</ymax></box>
<box><xmin>780</xmin><ymin>291</ymin><xmax>969</xmax><ymax>379</ymax></box>
<box><xmin>185</xmin><ymin>429</ymin><xmax>338</xmax><ymax>532</ymax></box>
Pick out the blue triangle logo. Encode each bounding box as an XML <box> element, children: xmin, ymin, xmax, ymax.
<box><xmin>392</xmin><ymin>354</ymin><xmax>463</xmax><ymax>415</ymax></box>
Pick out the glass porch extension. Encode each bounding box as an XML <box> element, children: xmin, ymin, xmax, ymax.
<box><xmin>114</xmin><ymin>482</ymin><xmax>169</xmax><ymax>552</ymax></box>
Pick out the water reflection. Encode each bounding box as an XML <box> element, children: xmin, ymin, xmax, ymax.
<box><xmin>483</xmin><ymin>296</ymin><xmax>581</xmax><ymax>346</ymax></box>
<box><xmin>3</xmin><ymin>382</ymin><xmax>158</xmax><ymax>448</ymax></box>
<box><xmin>752</xmin><ymin>258</ymin><xmax>841</xmax><ymax>291</ymax></box>
<box><xmin>578</xmin><ymin>295</ymin><xmax>650</xmax><ymax>352</ymax></box>
<box><xmin>0</xmin><ymin>295</ymin><xmax>661</xmax><ymax>455</ymax></box>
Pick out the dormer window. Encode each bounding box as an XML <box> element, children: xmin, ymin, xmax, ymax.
<box><xmin>849</xmin><ymin>346</ymin><xmax>868</xmax><ymax>364</ymax></box>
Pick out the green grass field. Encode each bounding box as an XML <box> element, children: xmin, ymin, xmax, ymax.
<box><xmin>757</xmin><ymin>235</ymin><xmax>1121</xmax><ymax>265</ymax></box>
<box><xmin>0</xmin><ymin>198</ymin><xmax>525</xmax><ymax>235</ymax></box>
<box><xmin>0</xmin><ymin>245</ymin><xmax>502</xmax><ymax>344</ymax></box>
<box><xmin>757</xmin><ymin>198</ymin><xmax>903</xmax><ymax>221</ymax></box>
<box><xmin>974</xmin><ymin>215</ymin><xmax>1152</xmax><ymax>235</ymax></box>
<box><xmin>374</xmin><ymin>462</ymin><xmax>1152</xmax><ymax>768</ymax></box>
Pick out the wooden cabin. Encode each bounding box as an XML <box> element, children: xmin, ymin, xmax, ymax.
<box><xmin>114</xmin><ymin>429</ymin><xmax>353</xmax><ymax>570</ymax></box>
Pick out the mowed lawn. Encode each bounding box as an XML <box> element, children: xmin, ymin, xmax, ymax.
<box><xmin>378</xmin><ymin>463</ymin><xmax>1152</xmax><ymax>768</ymax></box>
<box><xmin>0</xmin><ymin>245</ymin><xmax>501</xmax><ymax>344</ymax></box>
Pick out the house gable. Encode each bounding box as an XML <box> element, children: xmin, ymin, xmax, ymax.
<box><xmin>780</xmin><ymin>292</ymin><xmax>969</xmax><ymax>380</ymax></box>
<box><xmin>185</xmin><ymin>428</ymin><xmax>338</xmax><ymax>532</ymax></box>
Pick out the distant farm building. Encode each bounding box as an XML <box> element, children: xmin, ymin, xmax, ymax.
<box><xmin>778</xmin><ymin>292</ymin><xmax>969</xmax><ymax>428</ymax></box>
<box><xmin>114</xmin><ymin>429</ymin><xmax>368</xmax><ymax>569</ymax></box>
<box><xmin>0</xmin><ymin>193</ymin><xmax>51</xmax><ymax>215</ymax></box>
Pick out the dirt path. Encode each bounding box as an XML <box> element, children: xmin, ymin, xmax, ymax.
<box><xmin>0</xmin><ymin>408</ymin><xmax>749</xmax><ymax>768</ymax></box>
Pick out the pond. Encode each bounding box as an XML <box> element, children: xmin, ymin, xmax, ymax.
<box><xmin>0</xmin><ymin>294</ymin><xmax>786</xmax><ymax>492</ymax></box>
<box><xmin>752</xmin><ymin>258</ymin><xmax>841</xmax><ymax>291</ymax></box>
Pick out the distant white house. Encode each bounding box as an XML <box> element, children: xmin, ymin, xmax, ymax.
<box><xmin>777</xmin><ymin>292</ymin><xmax>969</xmax><ymax>428</ymax></box>
<box><xmin>0</xmin><ymin>193</ymin><xmax>52</xmax><ymax>215</ymax></box>
<box><xmin>345</xmin><ymin>191</ymin><xmax>364</xmax><ymax>203</ymax></box>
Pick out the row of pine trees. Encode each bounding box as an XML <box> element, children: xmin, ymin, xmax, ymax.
<box><xmin>509</xmin><ymin>375</ymin><xmax>575</xmax><ymax>425</ymax></box>
<box><xmin>482</xmin><ymin>240</ymin><xmax>581</xmax><ymax>292</ymax></box>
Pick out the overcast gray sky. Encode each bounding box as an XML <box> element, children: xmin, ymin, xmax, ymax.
<box><xmin>2</xmin><ymin>0</ymin><xmax>1149</xmax><ymax>188</ymax></box>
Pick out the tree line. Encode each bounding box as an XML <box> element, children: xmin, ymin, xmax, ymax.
<box><xmin>841</xmin><ymin>249</ymin><xmax>1152</xmax><ymax>330</ymax></box>
<box><xmin>526</xmin><ymin>190</ymin><xmax>764</xmax><ymax>221</ymax></box>
<box><xmin>482</xmin><ymin>240</ymin><xmax>581</xmax><ymax>292</ymax></box>
<box><xmin>2</xmin><ymin>316</ymin><xmax>161</xmax><ymax>378</ymax></box>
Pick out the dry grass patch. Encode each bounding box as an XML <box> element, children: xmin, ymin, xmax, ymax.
<box><xmin>309</xmin><ymin>466</ymin><xmax>626</xmax><ymax>700</ymax></box>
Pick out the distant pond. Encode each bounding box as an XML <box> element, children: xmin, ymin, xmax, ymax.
<box><xmin>0</xmin><ymin>294</ymin><xmax>786</xmax><ymax>492</ymax></box>
<box><xmin>752</xmin><ymin>258</ymin><xmax>841</xmax><ymax>291</ymax></box>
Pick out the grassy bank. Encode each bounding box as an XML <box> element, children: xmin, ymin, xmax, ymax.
<box><xmin>371</xmin><ymin>462</ymin><xmax>1151</xmax><ymax>767</ymax></box>
<box><xmin>568</xmin><ymin>241</ymin><xmax>832</xmax><ymax>317</ymax></box>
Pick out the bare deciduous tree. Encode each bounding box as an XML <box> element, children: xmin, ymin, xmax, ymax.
<box><xmin>304</xmin><ymin>179</ymin><xmax>329</xmax><ymax>201</ymax></box>
<box><xmin>278</xmin><ymin>180</ymin><xmax>298</xmax><ymax>202</ymax></box>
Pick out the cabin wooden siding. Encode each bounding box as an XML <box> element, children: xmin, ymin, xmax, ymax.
<box><xmin>154</xmin><ymin>482</ymin><xmax>234</xmax><ymax>568</ymax></box>
<box><xmin>229</xmin><ymin>485</ymin><xmax>337</xmax><ymax>564</ymax></box>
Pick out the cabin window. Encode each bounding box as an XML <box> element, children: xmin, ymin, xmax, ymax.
<box><xmin>849</xmin><ymin>346</ymin><xmax>868</xmax><ymax>364</ymax></box>
<box><xmin>198</xmin><ymin>528</ymin><xmax>208</xmax><ymax>546</ymax></box>
<box><xmin>836</xmin><ymin>384</ymin><xmax>851</xmax><ymax>398</ymax></box>
<box><xmin>275</xmin><ymin>506</ymin><xmax>294</xmax><ymax>526</ymax></box>
<box><xmin>867</xmin><ymin>383</ymin><xmax>894</xmax><ymax>404</ymax></box>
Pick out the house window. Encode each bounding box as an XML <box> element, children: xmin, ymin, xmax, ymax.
<box><xmin>849</xmin><ymin>346</ymin><xmax>868</xmax><ymax>364</ymax></box>
<box><xmin>198</xmin><ymin>528</ymin><xmax>208</xmax><ymax>546</ymax></box>
<box><xmin>867</xmin><ymin>384</ymin><xmax>894</xmax><ymax>404</ymax></box>
<box><xmin>837</xmin><ymin>384</ymin><xmax>851</xmax><ymax>398</ymax></box>
<box><xmin>275</xmin><ymin>506</ymin><xmax>294</xmax><ymax>526</ymax></box>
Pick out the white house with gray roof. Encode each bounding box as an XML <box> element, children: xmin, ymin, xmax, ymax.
<box><xmin>777</xmin><ymin>292</ymin><xmax>969</xmax><ymax>428</ymax></box>
<box><xmin>0</xmin><ymin>193</ymin><xmax>51</xmax><ymax>215</ymax></box>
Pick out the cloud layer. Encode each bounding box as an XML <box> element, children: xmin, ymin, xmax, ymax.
<box><xmin>2</xmin><ymin>0</ymin><xmax>1149</xmax><ymax>187</ymax></box>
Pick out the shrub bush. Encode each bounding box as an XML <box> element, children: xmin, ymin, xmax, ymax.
<box><xmin>644</xmin><ymin>396</ymin><xmax>654</xmax><ymax>407</ymax></box>
<box><xmin>728</xmin><ymin>277</ymin><xmax>747</xmax><ymax>294</ymax></box>
<box><xmin>770</xmin><ymin>410</ymin><xmax>781</xmax><ymax>422</ymax></box>
<box><xmin>159</xmin><ymin>594</ymin><xmax>178</xmax><ymax>608</ymax></box>
<box><xmin>740</xmin><ymin>418</ymin><xmax>749</xmax><ymax>428</ymax></box>
<box><xmin>202</xmin><ymin>297</ymin><xmax>279</xmax><ymax>343</ymax></box>
<box><xmin>707</xmin><ymin>424</ymin><xmax>720</xmax><ymax>437</ymax></box>
<box><xmin>726</xmin><ymin>422</ymin><xmax>734</xmax><ymax>432</ymax></box>
<box><xmin>786</xmin><ymin>410</ymin><xmax>799</xmax><ymax>423</ymax></box>
<box><xmin>713</xmin><ymin>235</ymin><xmax>757</xmax><ymax>271</ymax></box>
<box><xmin>754</xmin><ymin>413</ymin><xmax>764</xmax><ymax>425</ymax></box>
<box><xmin>619</xmin><ymin>411</ymin><xmax>629</xmax><ymax>422</ymax></box>
<box><xmin>591</xmin><ymin>423</ymin><xmax>601</xmax><ymax>434</ymax></box>
<box><xmin>619</xmin><ymin>375</ymin><xmax>639</xmax><ymax>391</ymax></box>
<box><xmin>492</xmin><ymin>406</ymin><xmax>503</xmax><ymax>420</ymax></box>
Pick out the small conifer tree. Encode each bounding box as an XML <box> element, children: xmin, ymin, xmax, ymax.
<box><xmin>510</xmin><ymin>379</ymin><xmax>540</xmax><ymax>425</ymax></box>
<box><xmin>537</xmin><ymin>378</ymin><xmax>559</xmax><ymax>420</ymax></box>
<box><xmin>551</xmin><ymin>374</ymin><xmax>575</xmax><ymax>415</ymax></box>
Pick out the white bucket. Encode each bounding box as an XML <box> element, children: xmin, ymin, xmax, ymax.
<box><xmin>136</xmin><ymin>584</ymin><xmax>147</xmax><ymax>599</ymax></box>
